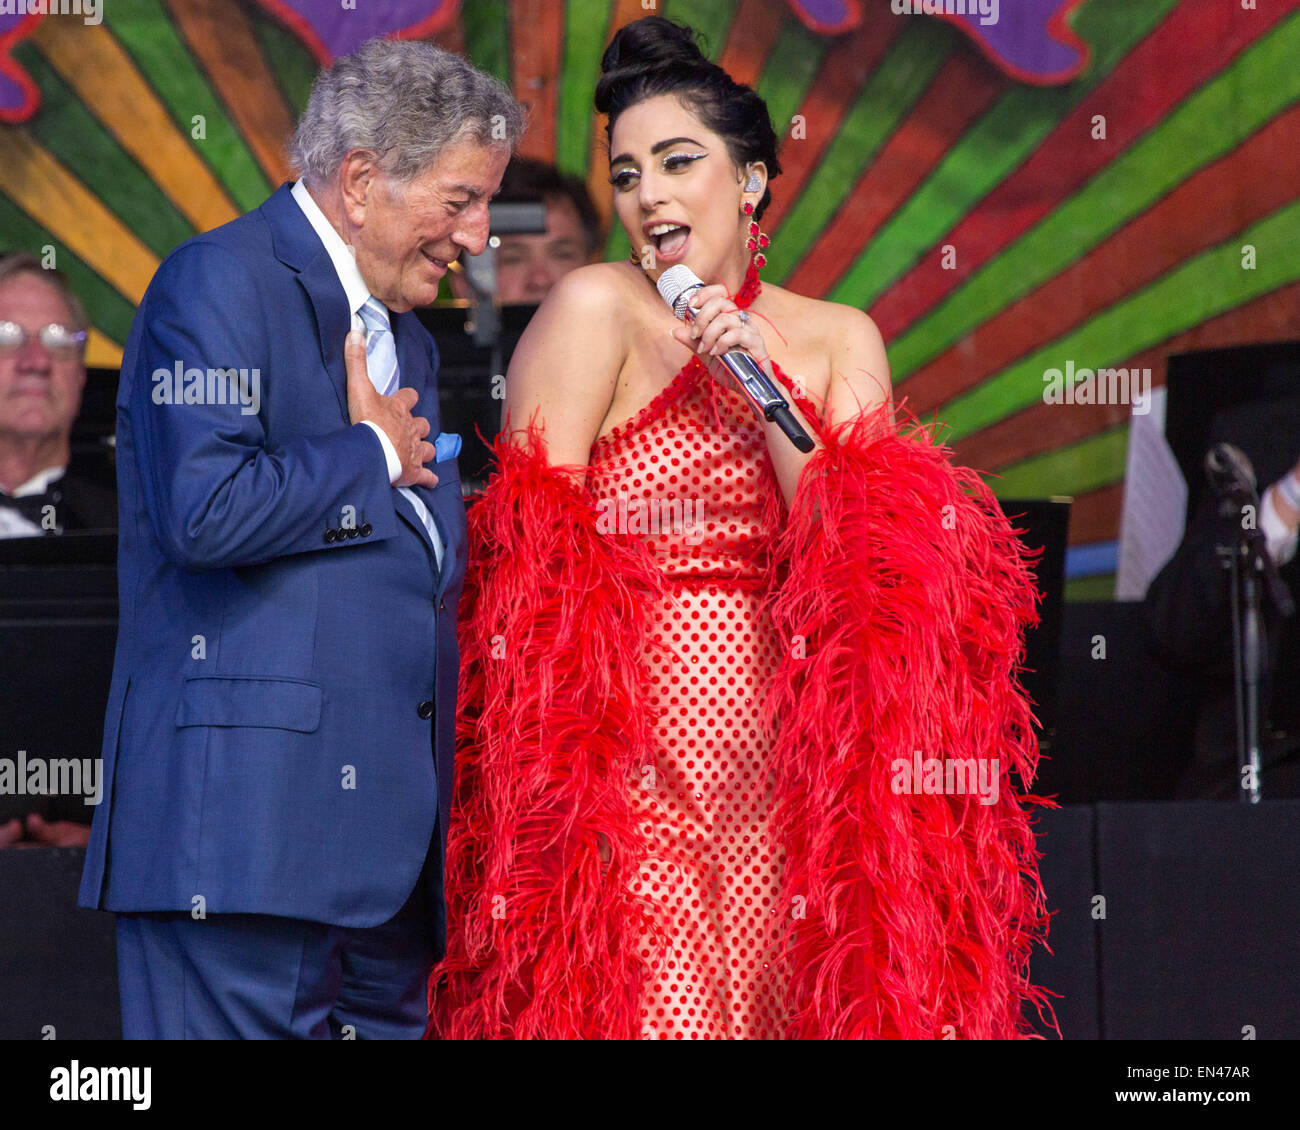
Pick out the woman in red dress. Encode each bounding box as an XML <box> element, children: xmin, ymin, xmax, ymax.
<box><xmin>428</xmin><ymin>16</ymin><xmax>1053</xmax><ymax>1039</ymax></box>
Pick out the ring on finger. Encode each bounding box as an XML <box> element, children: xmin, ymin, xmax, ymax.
<box><xmin>737</xmin><ymin>311</ymin><xmax>750</xmax><ymax>325</ymax></box>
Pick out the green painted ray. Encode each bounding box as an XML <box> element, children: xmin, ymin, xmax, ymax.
<box><xmin>764</xmin><ymin>16</ymin><xmax>951</xmax><ymax>281</ymax></box>
<box><xmin>939</xmin><ymin>194</ymin><xmax>1300</xmax><ymax>442</ymax></box>
<box><xmin>462</xmin><ymin>0</ymin><xmax>512</xmax><ymax>86</ymax></box>
<box><xmin>1064</xmin><ymin>574</ymin><xmax>1116</xmax><ymax>601</ymax></box>
<box><xmin>103</xmin><ymin>0</ymin><xmax>271</xmax><ymax>212</ymax></box>
<box><xmin>0</xmin><ymin>192</ymin><xmax>137</xmax><ymax>345</ymax></box>
<box><xmin>604</xmin><ymin>213</ymin><xmax>631</xmax><ymax>264</ymax></box>
<box><xmin>247</xmin><ymin>2</ymin><xmax>319</xmax><ymax>115</ymax></box>
<box><xmin>754</xmin><ymin>14</ymin><xmax>831</xmax><ymax>147</ymax></box>
<box><xmin>556</xmin><ymin>0</ymin><xmax>612</xmax><ymax>178</ymax></box>
<box><xmin>890</xmin><ymin>8</ymin><xmax>1300</xmax><ymax>381</ymax></box>
<box><xmin>13</xmin><ymin>43</ymin><xmax>193</xmax><ymax>259</ymax></box>
<box><xmin>983</xmin><ymin>425</ymin><xmax>1129</xmax><ymax>498</ymax></box>
<box><xmin>662</xmin><ymin>0</ymin><xmax>738</xmax><ymax>60</ymax></box>
<box><xmin>827</xmin><ymin>0</ymin><xmax>1180</xmax><ymax>309</ymax></box>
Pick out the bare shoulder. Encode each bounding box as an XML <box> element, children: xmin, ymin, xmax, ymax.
<box><xmin>805</xmin><ymin>294</ymin><xmax>886</xmax><ymax>357</ymax></box>
<box><xmin>538</xmin><ymin>260</ymin><xmax>645</xmax><ymax>320</ymax></box>
<box><xmin>759</xmin><ymin>285</ymin><xmax>883</xmax><ymax>351</ymax></box>
<box><xmin>503</xmin><ymin>262</ymin><xmax>643</xmax><ymax>463</ymax></box>
<box><xmin>512</xmin><ymin>261</ymin><xmax>637</xmax><ymax>359</ymax></box>
<box><xmin>829</xmin><ymin>301</ymin><xmax>887</xmax><ymax>356</ymax></box>
<box><xmin>770</xmin><ymin>290</ymin><xmax>891</xmax><ymax>421</ymax></box>
<box><xmin>831</xmin><ymin>304</ymin><xmax>890</xmax><ymax>421</ymax></box>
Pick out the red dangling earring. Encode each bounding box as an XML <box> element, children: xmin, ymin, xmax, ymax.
<box><xmin>743</xmin><ymin>201</ymin><xmax>770</xmax><ymax>269</ymax></box>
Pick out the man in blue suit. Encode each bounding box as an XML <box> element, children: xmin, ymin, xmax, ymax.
<box><xmin>79</xmin><ymin>39</ymin><xmax>524</xmax><ymax>1038</ymax></box>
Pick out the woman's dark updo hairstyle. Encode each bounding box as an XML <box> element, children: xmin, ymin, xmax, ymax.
<box><xmin>595</xmin><ymin>16</ymin><xmax>782</xmax><ymax>222</ymax></box>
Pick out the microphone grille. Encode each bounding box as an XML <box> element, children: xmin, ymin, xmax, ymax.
<box><xmin>656</xmin><ymin>265</ymin><xmax>703</xmax><ymax>318</ymax></box>
<box><xmin>1208</xmin><ymin>442</ymin><xmax>1258</xmax><ymax>491</ymax></box>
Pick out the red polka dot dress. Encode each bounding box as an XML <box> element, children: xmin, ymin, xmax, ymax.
<box><xmin>430</xmin><ymin>262</ymin><xmax>1052</xmax><ymax>1041</ymax></box>
<box><xmin>584</xmin><ymin>272</ymin><xmax>790</xmax><ymax>1040</ymax></box>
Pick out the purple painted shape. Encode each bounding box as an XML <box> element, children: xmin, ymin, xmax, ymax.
<box><xmin>786</xmin><ymin>0</ymin><xmax>863</xmax><ymax>34</ymax></box>
<box><xmin>0</xmin><ymin>12</ymin><xmax>38</xmax><ymax>121</ymax></box>
<box><xmin>255</xmin><ymin>0</ymin><xmax>450</xmax><ymax>62</ymax></box>
<box><xmin>889</xmin><ymin>0</ymin><xmax>1086</xmax><ymax>84</ymax></box>
<box><xmin>945</xmin><ymin>0</ymin><xmax>1084</xmax><ymax>82</ymax></box>
<box><xmin>0</xmin><ymin>68</ymin><xmax>27</xmax><ymax>116</ymax></box>
<box><xmin>787</xmin><ymin>1</ymin><xmax>1087</xmax><ymax>85</ymax></box>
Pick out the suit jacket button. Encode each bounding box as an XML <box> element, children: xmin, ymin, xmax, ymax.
<box><xmin>360</xmin><ymin>523</ymin><xmax>373</xmax><ymax>537</ymax></box>
<box><xmin>323</xmin><ymin>528</ymin><xmax>337</xmax><ymax>543</ymax></box>
<box><xmin>417</xmin><ymin>700</ymin><xmax>434</xmax><ymax>720</ymax></box>
<box><xmin>346</xmin><ymin>526</ymin><xmax>360</xmax><ymax>538</ymax></box>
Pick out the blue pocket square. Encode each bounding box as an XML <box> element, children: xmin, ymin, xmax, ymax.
<box><xmin>434</xmin><ymin>432</ymin><xmax>462</xmax><ymax>461</ymax></box>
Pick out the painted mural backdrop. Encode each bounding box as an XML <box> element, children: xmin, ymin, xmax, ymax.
<box><xmin>0</xmin><ymin>0</ymin><xmax>1296</xmax><ymax>598</ymax></box>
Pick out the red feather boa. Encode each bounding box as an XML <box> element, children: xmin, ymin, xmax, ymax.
<box><xmin>762</xmin><ymin>404</ymin><xmax>1056</xmax><ymax>1038</ymax></box>
<box><xmin>428</xmin><ymin>406</ymin><xmax>1056</xmax><ymax>1040</ymax></box>
<box><xmin>427</xmin><ymin>427</ymin><xmax>668</xmax><ymax>1039</ymax></box>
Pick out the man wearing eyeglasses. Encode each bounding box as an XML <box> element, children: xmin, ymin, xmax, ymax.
<box><xmin>0</xmin><ymin>252</ymin><xmax>115</xmax><ymax>539</ymax></box>
<box><xmin>0</xmin><ymin>252</ymin><xmax>116</xmax><ymax>851</ymax></box>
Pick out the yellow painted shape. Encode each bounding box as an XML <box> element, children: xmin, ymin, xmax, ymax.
<box><xmin>32</xmin><ymin>17</ymin><xmax>239</xmax><ymax>233</ymax></box>
<box><xmin>86</xmin><ymin>328</ymin><xmax>123</xmax><ymax>370</ymax></box>
<box><xmin>0</xmin><ymin>131</ymin><xmax>158</xmax><ymax>304</ymax></box>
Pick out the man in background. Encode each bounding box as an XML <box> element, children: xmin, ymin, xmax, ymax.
<box><xmin>0</xmin><ymin>253</ymin><xmax>114</xmax><ymax>539</ymax></box>
<box><xmin>449</xmin><ymin>157</ymin><xmax>603</xmax><ymax>305</ymax></box>
<box><xmin>0</xmin><ymin>253</ymin><xmax>115</xmax><ymax>847</ymax></box>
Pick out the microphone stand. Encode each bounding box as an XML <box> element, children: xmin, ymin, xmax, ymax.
<box><xmin>460</xmin><ymin>200</ymin><xmax>549</xmax><ymax>393</ymax></box>
<box><xmin>459</xmin><ymin>241</ymin><xmax>503</xmax><ymax>381</ymax></box>
<box><xmin>1215</xmin><ymin>493</ymin><xmax>1267</xmax><ymax>803</ymax></box>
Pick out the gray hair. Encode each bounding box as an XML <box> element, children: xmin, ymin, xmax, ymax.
<box><xmin>0</xmin><ymin>252</ymin><xmax>89</xmax><ymax>333</ymax></box>
<box><xmin>287</xmin><ymin>38</ymin><xmax>526</xmax><ymax>188</ymax></box>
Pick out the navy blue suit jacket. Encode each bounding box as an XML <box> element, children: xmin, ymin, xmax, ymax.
<box><xmin>79</xmin><ymin>184</ymin><xmax>466</xmax><ymax>930</ymax></box>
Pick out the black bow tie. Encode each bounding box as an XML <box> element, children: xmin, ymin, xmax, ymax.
<box><xmin>0</xmin><ymin>484</ymin><xmax>63</xmax><ymax>529</ymax></box>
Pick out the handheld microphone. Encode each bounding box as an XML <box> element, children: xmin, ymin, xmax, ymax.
<box><xmin>656</xmin><ymin>265</ymin><xmax>814</xmax><ymax>453</ymax></box>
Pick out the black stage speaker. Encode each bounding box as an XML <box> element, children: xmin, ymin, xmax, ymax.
<box><xmin>0</xmin><ymin>847</ymin><xmax>120</xmax><ymax>1040</ymax></box>
<box><xmin>998</xmin><ymin>498</ymin><xmax>1070</xmax><ymax>747</ymax></box>
<box><xmin>1025</xmin><ymin>804</ymin><xmax>1098</xmax><ymax>1040</ymax></box>
<box><xmin>1095</xmin><ymin>800</ymin><xmax>1300</xmax><ymax>1039</ymax></box>
<box><xmin>0</xmin><ymin>534</ymin><xmax>117</xmax><ymax>827</ymax></box>
<box><xmin>1043</xmin><ymin>601</ymin><xmax>1195</xmax><ymax>802</ymax></box>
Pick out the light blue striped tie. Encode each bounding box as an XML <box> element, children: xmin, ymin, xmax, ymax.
<box><xmin>358</xmin><ymin>297</ymin><xmax>399</xmax><ymax>397</ymax></box>
<box><xmin>356</xmin><ymin>296</ymin><xmax>443</xmax><ymax>578</ymax></box>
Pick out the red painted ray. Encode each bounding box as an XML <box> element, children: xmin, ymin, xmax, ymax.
<box><xmin>431</xmin><ymin>9</ymin><xmax>466</xmax><ymax>55</ymax></box>
<box><xmin>586</xmin><ymin>0</ymin><xmax>652</xmax><ymax>235</ymax></box>
<box><xmin>903</xmin><ymin>103</ymin><xmax>1300</xmax><ymax>419</ymax></box>
<box><xmin>956</xmin><ymin>402</ymin><xmax>1127</xmax><ymax>480</ymax></box>
<box><xmin>762</xmin><ymin>9</ymin><xmax>901</xmax><ymax>232</ymax></box>
<box><xmin>512</xmin><ymin>0</ymin><xmax>565</xmax><ymax>162</ymax></box>
<box><xmin>952</xmin><ymin>277</ymin><xmax>1300</xmax><ymax>479</ymax></box>
<box><xmin>720</xmin><ymin>0</ymin><xmax>783</xmax><ymax>88</ymax></box>
<box><xmin>871</xmin><ymin>0</ymin><xmax>1300</xmax><ymax>342</ymax></box>
<box><xmin>783</xmin><ymin>45</ymin><xmax>1004</xmax><ymax>297</ymax></box>
<box><xmin>1062</xmin><ymin>483</ymin><xmax>1123</xmax><ymax>546</ymax></box>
